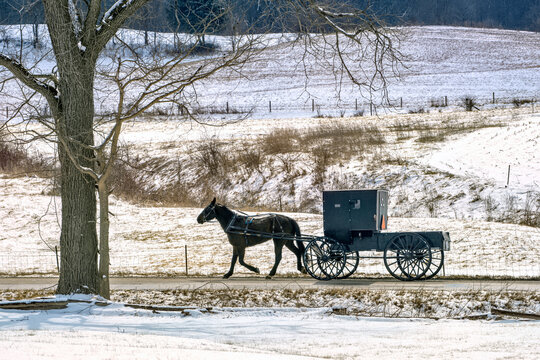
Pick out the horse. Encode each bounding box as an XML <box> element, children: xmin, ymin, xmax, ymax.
<box><xmin>196</xmin><ymin>198</ymin><xmax>306</xmax><ymax>279</ymax></box>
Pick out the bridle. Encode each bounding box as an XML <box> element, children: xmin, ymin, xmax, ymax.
<box><xmin>201</xmin><ymin>203</ymin><xmax>216</xmax><ymax>222</ymax></box>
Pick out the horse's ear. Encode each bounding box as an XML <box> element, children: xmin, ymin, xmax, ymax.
<box><xmin>211</xmin><ymin>197</ymin><xmax>216</xmax><ymax>205</ymax></box>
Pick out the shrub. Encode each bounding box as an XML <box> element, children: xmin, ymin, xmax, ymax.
<box><xmin>109</xmin><ymin>156</ymin><xmax>149</xmax><ymax>203</ymax></box>
<box><xmin>512</xmin><ymin>98</ymin><xmax>533</xmax><ymax>108</ymax></box>
<box><xmin>0</xmin><ymin>131</ymin><xmax>52</xmax><ymax>176</ymax></box>
<box><xmin>521</xmin><ymin>191</ymin><xmax>540</xmax><ymax>227</ymax></box>
<box><xmin>463</xmin><ymin>97</ymin><xmax>478</xmax><ymax>111</ymax></box>
<box><xmin>260</xmin><ymin>128</ymin><xmax>299</xmax><ymax>155</ymax></box>
<box><xmin>193</xmin><ymin>138</ymin><xmax>230</xmax><ymax>177</ymax></box>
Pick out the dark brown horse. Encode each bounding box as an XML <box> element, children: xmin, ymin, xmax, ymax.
<box><xmin>197</xmin><ymin>198</ymin><xmax>306</xmax><ymax>279</ymax></box>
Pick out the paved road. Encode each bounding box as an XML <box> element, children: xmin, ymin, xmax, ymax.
<box><xmin>1</xmin><ymin>277</ymin><xmax>539</xmax><ymax>292</ymax></box>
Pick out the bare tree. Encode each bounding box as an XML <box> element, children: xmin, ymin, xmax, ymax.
<box><xmin>0</xmin><ymin>0</ymin><xmax>400</xmax><ymax>298</ymax></box>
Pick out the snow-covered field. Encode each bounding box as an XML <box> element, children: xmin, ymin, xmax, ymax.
<box><xmin>1</xmin><ymin>295</ymin><xmax>539</xmax><ymax>359</ymax></box>
<box><xmin>1</xmin><ymin>173</ymin><xmax>540</xmax><ymax>278</ymax></box>
<box><xmin>1</xmin><ymin>26</ymin><xmax>539</xmax><ymax>119</ymax></box>
<box><xmin>189</xmin><ymin>26</ymin><xmax>540</xmax><ymax>116</ymax></box>
<box><xmin>1</xmin><ymin>25</ymin><xmax>540</xmax><ymax>358</ymax></box>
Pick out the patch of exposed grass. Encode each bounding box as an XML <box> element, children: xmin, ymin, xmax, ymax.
<box><xmin>512</xmin><ymin>98</ymin><xmax>534</xmax><ymax>108</ymax></box>
<box><xmin>415</xmin><ymin>119</ymin><xmax>506</xmax><ymax>143</ymax></box>
<box><xmin>0</xmin><ymin>289</ymin><xmax>56</xmax><ymax>301</ymax></box>
<box><xmin>0</xmin><ymin>132</ymin><xmax>54</xmax><ymax>177</ymax></box>
<box><xmin>260</xmin><ymin>128</ymin><xmax>299</xmax><ymax>155</ymax></box>
<box><xmin>109</xmin><ymin>288</ymin><xmax>540</xmax><ymax>319</ymax></box>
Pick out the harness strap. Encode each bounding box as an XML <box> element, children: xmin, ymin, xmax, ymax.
<box><xmin>243</xmin><ymin>216</ymin><xmax>254</xmax><ymax>246</ymax></box>
<box><xmin>225</xmin><ymin>213</ymin><xmax>237</xmax><ymax>233</ymax></box>
<box><xmin>274</xmin><ymin>216</ymin><xmax>285</xmax><ymax>233</ymax></box>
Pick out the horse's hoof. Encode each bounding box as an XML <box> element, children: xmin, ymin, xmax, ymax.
<box><xmin>265</xmin><ymin>275</ymin><xmax>273</xmax><ymax>280</ymax></box>
<box><xmin>254</xmin><ymin>268</ymin><xmax>260</xmax><ymax>274</ymax></box>
<box><xmin>300</xmin><ymin>267</ymin><xmax>307</xmax><ymax>274</ymax></box>
<box><xmin>223</xmin><ymin>274</ymin><xmax>232</xmax><ymax>279</ymax></box>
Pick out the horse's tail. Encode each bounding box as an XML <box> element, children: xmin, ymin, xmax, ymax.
<box><xmin>291</xmin><ymin>218</ymin><xmax>305</xmax><ymax>253</ymax></box>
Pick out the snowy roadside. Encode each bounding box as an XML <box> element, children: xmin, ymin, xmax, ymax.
<box><xmin>0</xmin><ymin>295</ymin><xmax>539</xmax><ymax>359</ymax></box>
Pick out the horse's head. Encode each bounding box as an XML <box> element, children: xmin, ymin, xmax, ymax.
<box><xmin>197</xmin><ymin>197</ymin><xmax>217</xmax><ymax>224</ymax></box>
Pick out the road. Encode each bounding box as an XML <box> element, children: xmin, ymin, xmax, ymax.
<box><xmin>1</xmin><ymin>277</ymin><xmax>539</xmax><ymax>292</ymax></box>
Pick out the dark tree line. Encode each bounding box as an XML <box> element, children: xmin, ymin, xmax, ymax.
<box><xmin>1</xmin><ymin>0</ymin><xmax>539</xmax><ymax>32</ymax></box>
<box><xmin>350</xmin><ymin>0</ymin><xmax>540</xmax><ymax>32</ymax></box>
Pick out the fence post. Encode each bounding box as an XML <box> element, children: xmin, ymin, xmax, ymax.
<box><xmin>370</xmin><ymin>102</ymin><xmax>373</xmax><ymax>116</ymax></box>
<box><xmin>55</xmin><ymin>246</ymin><xmax>60</xmax><ymax>272</ymax></box>
<box><xmin>400</xmin><ymin>97</ymin><xmax>403</xmax><ymax>108</ymax></box>
<box><xmin>355</xmin><ymin>99</ymin><xmax>358</xmax><ymax>111</ymax></box>
<box><xmin>185</xmin><ymin>244</ymin><xmax>188</xmax><ymax>276</ymax></box>
<box><xmin>445</xmin><ymin>96</ymin><xmax>448</xmax><ymax>107</ymax></box>
<box><xmin>226</xmin><ymin>102</ymin><xmax>229</xmax><ymax>114</ymax></box>
<box><xmin>506</xmin><ymin>165</ymin><xmax>511</xmax><ymax>187</ymax></box>
<box><xmin>269</xmin><ymin>100</ymin><xmax>272</xmax><ymax>113</ymax></box>
<box><xmin>312</xmin><ymin>98</ymin><xmax>315</xmax><ymax>112</ymax></box>
<box><xmin>492</xmin><ymin>92</ymin><xmax>495</xmax><ymax>104</ymax></box>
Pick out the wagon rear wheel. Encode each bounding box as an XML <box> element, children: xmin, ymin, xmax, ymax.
<box><xmin>336</xmin><ymin>251</ymin><xmax>359</xmax><ymax>279</ymax></box>
<box><xmin>303</xmin><ymin>238</ymin><xmax>346</xmax><ymax>281</ymax></box>
<box><xmin>383</xmin><ymin>233</ymin><xmax>432</xmax><ymax>281</ymax></box>
<box><xmin>423</xmin><ymin>248</ymin><xmax>444</xmax><ymax>280</ymax></box>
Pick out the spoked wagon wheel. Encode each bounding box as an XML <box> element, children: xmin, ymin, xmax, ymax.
<box><xmin>422</xmin><ymin>248</ymin><xmax>444</xmax><ymax>280</ymax></box>
<box><xmin>303</xmin><ymin>238</ymin><xmax>346</xmax><ymax>281</ymax></box>
<box><xmin>336</xmin><ymin>251</ymin><xmax>359</xmax><ymax>279</ymax></box>
<box><xmin>383</xmin><ymin>233</ymin><xmax>432</xmax><ymax>281</ymax></box>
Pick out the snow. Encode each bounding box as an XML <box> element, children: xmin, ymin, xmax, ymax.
<box><xmin>68</xmin><ymin>0</ymin><xmax>82</xmax><ymax>37</ymax></box>
<box><xmin>1</xmin><ymin>26</ymin><xmax>539</xmax><ymax>120</ymax></box>
<box><xmin>101</xmin><ymin>0</ymin><xmax>135</xmax><ymax>28</ymax></box>
<box><xmin>1</xmin><ymin>25</ymin><xmax>540</xmax><ymax>357</ymax></box>
<box><xmin>423</xmin><ymin>114</ymin><xmax>540</xmax><ymax>190</ymax></box>
<box><xmin>1</xmin><ymin>173</ymin><xmax>539</xmax><ymax>278</ymax></box>
<box><xmin>0</xmin><ymin>296</ymin><xmax>539</xmax><ymax>359</ymax></box>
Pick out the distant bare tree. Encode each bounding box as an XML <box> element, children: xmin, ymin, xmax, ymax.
<box><xmin>0</xmin><ymin>0</ymin><xmax>400</xmax><ymax>298</ymax></box>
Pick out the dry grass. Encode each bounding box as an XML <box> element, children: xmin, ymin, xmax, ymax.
<box><xmin>107</xmin><ymin>288</ymin><xmax>540</xmax><ymax>319</ymax></box>
<box><xmin>512</xmin><ymin>98</ymin><xmax>534</xmax><ymax>108</ymax></box>
<box><xmin>260</xmin><ymin>128</ymin><xmax>300</xmax><ymax>155</ymax></box>
<box><xmin>0</xmin><ymin>131</ymin><xmax>53</xmax><ymax>177</ymax></box>
<box><xmin>389</xmin><ymin>116</ymin><xmax>506</xmax><ymax>144</ymax></box>
<box><xmin>0</xmin><ymin>289</ymin><xmax>55</xmax><ymax>301</ymax></box>
<box><xmin>93</xmin><ymin>111</ymin><xmax>536</xmax><ymax>226</ymax></box>
<box><xmin>108</xmin><ymin>121</ymin><xmax>386</xmax><ymax>209</ymax></box>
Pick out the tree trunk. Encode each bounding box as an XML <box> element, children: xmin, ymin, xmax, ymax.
<box><xmin>98</xmin><ymin>182</ymin><xmax>110</xmax><ymax>299</ymax></box>
<box><xmin>42</xmin><ymin>1</ymin><xmax>100</xmax><ymax>295</ymax></box>
<box><xmin>56</xmin><ymin>67</ymin><xmax>99</xmax><ymax>294</ymax></box>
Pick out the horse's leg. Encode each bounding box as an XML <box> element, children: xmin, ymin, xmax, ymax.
<box><xmin>237</xmin><ymin>247</ymin><xmax>260</xmax><ymax>274</ymax></box>
<box><xmin>267</xmin><ymin>240</ymin><xmax>284</xmax><ymax>279</ymax></box>
<box><xmin>284</xmin><ymin>241</ymin><xmax>306</xmax><ymax>274</ymax></box>
<box><xmin>223</xmin><ymin>247</ymin><xmax>238</xmax><ymax>279</ymax></box>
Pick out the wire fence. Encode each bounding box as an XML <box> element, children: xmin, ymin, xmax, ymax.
<box><xmin>120</xmin><ymin>93</ymin><xmax>538</xmax><ymax>118</ymax></box>
<box><xmin>3</xmin><ymin>93</ymin><xmax>538</xmax><ymax>123</ymax></box>
<box><xmin>2</xmin><ymin>246</ymin><xmax>539</xmax><ymax>279</ymax></box>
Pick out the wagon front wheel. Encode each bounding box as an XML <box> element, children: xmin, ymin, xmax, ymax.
<box><xmin>303</xmin><ymin>238</ymin><xmax>346</xmax><ymax>281</ymax></box>
<box><xmin>383</xmin><ymin>233</ymin><xmax>432</xmax><ymax>281</ymax></box>
<box><xmin>337</xmin><ymin>251</ymin><xmax>359</xmax><ymax>279</ymax></box>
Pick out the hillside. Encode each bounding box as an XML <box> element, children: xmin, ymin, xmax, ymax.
<box><xmin>1</xmin><ymin>26</ymin><xmax>539</xmax><ymax>278</ymax></box>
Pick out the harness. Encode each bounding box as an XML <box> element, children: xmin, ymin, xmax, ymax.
<box><xmin>224</xmin><ymin>211</ymin><xmax>287</xmax><ymax>247</ymax></box>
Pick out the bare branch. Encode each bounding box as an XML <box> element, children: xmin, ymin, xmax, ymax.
<box><xmin>94</xmin><ymin>0</ymin><xmax>151</xmax><ymax>58</ymax></box>
<box><xmin>82</xmin><ymin>0</ymin><xmax>103</xmax><ymax>46</ymax></box>
<box><xmin>0</xmin><ymin>54</ymin><xmax>59</xmax><ymax>107</ymax></box>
